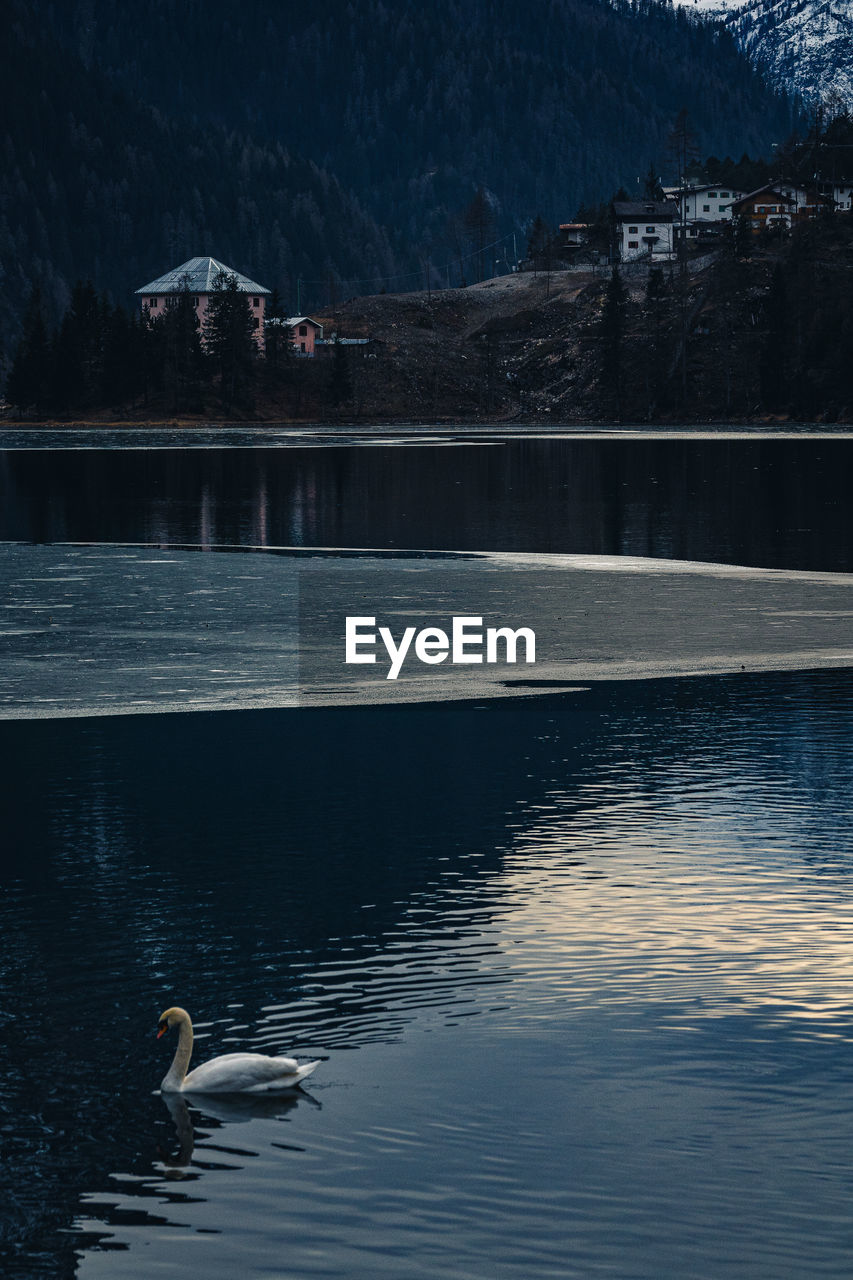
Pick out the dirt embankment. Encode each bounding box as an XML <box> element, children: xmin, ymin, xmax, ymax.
<box><xmin>320</xmin><ymin>268</ymin><xmax>605</xmax><ymax>421</ymax></box>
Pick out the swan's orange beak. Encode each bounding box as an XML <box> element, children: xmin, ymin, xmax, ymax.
<box><xmin>157</xmin><ymin>1025</ymin><xmax>168</xmax><ymax>1039</ymax></box>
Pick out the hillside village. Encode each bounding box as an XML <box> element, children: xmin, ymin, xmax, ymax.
<box><xmin>563</xmin><ymin>176</ymin><xmax>853</xmax><ymax>265</ymax></box>
<box><xmin>5</xmin><ymin>159</ymin><xmax>853</xmax><ymax>427</ymax></box>
<box><xmin>134</xmin><ymin>177</ymin><xmax>853</xmax><ymax>355</ymax></box>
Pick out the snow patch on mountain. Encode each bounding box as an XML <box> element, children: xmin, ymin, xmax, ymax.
<box><xmin>673</xmin><ymin>0</ymin><xmax>853</xmax><ymax>105</ymax></box>
<box><xmin>674</xmin><ymin>0</ymin><xmax>746</xmax><ymax>13</ymax></box>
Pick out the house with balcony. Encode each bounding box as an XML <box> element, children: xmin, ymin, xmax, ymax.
<box><xmin>730</xmin><ymin>183</ymin><xmax>835</xmax><ymax>232</ymax></box>
<box><xmin>558</xmin><ymin>223</ymin><xmax>590</xmax><ymax>254</ymax></box>
<box><xmin>613</xmin><ymin>201</ymin><xmax>675</xmax><ymax>262</ymax></box>
<box><xmin>135</xmin><ymin>256</ymin><xmax>270</xmax><ymax>348</ymax></box>
<box><xmin>663</xmin><ymin>183</ymin><xmax>744</xmax><ymax>244</ymax></box>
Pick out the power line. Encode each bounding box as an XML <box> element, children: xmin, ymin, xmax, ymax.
<box><xmin>295</xmin><ymin>230</ymin><xmax>519</xmax><ymax>291</ymax></box>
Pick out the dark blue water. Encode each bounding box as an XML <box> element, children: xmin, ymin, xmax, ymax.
<box><xmin>2</xmin><ymin>673</ymin><xmax>853</xmax><ymax>1278</ymax></box>
<box><xmin>2</xmin><ymin>434</ymin><xmax>853</xmax><ymax>569</ymax></box>
<box><xmin>2</xmin><ymin>434</ymin><xmax>853</xmax><ymax>1278</ymax></box>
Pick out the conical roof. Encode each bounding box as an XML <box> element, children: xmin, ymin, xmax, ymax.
<box><xmin>135</xmin><ymin>256</ymin><xmax>270</xmax><ymax>295</ymax></box>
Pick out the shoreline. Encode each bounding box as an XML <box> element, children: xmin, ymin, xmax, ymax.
<box><xmin>3</xmin><ymin>420</ymin><xmax>853</xmax><ymax>446</ymax></box>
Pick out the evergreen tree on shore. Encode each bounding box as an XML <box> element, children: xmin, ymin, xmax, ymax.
<box><xmin>204</xmin><ymin>272</ymin><xmax>257</xmax><ymax>411</ymax></box>
<box><xmin>643</xmin><ymin>267</ymin><xmax>670</xmax><ymax>419</ymax></box>
<box><xmin>6</xmin><ymin>288</ymin><xmax>51</xmax><ymax>413</ymax></box>
<box><xmin>601</xmin><ymin>267</ymin><xmax>628</xmax><ymax>420</ymax></box>
<box><xmin>153</xmin><ymin>276</ymin><xmax>205</xmax><ymax>412</ymax></box>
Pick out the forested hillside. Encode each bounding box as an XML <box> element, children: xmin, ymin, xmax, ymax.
<box><xmin>0</xmin><ymin>1</ymin><xmax>397</xmax><ymax>367</ymax></box>
<box><xmin>1</xmin><ymin>0</ymin><xmax>798</xmax><ymax>367</ymax></box>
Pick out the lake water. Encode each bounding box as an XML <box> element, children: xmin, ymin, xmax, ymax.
<box><xmin>2</xmin><ymin>431</ymin><xmax>853</xmax><ymax>569</ymax></box>
<box><xmin>2</xmin><ymin>431</ymin><xmax>853</xmax><ymax>1278</ymax></box>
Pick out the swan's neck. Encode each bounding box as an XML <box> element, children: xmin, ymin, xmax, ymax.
<box><xmin>161</xmin><ymin>1018</ymin><xmax>193</xmax><ymax>1092</ymax></box>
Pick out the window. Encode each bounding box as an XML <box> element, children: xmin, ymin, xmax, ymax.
<box><xmin>253</xmin><ymin>317</ymin><xmax>260</xmax><ymax>329</ymax></box>
<box><xmin>628</xmin><ymin>226</ymin><xmax>638</xmax><ymax>234</ymax></box>
<box><xmin>720</xmin><ymin>191</ymin><xmax>730</xmax><ymax>198</ymax></box>
<box><xmin>703</xmin><ymin>205</ymin><xmax>710</xmax><ymax>212</ymax></box>
<box><xmin>708</xmin><ymin>192</ymin><xmax>717</xmax><ymax>198</ymax></box>
<box><xmin>300</xmin><ymin>341</ymin><xmax>306</xmax><ymax>352</ymax></box>
<box><xmin>628</xmin><ymin>241</ymin><xmax>638</xmax><ymax>249</ymax></box>
<box><xmin>192</xmin><ymin>297</ymin><xmax>199</xmax><ymax>306</ymax></box>
<box><xmin>253</xmin><ymin>296</ymin><xmax>260</xmax><ymax>307</ymax></box>
<box><xmin>645</xmin><ymin>226</ymin><xmax>655</xmax><ymax>233</ymax></box>
<box><xmin>299</xmin><ymin>325</ymin><xmax>308</xmax><ymax>336</ymax></box>
<box><xmin>149</xmin><ymin>297</ymin><xmax>158</xmax><ymax>307</ymax></box>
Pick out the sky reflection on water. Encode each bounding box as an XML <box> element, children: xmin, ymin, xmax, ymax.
<box><xmin>2</xmin><ymin>672</ymin><xmax>853</xmax><ymax>1278</ymax></box>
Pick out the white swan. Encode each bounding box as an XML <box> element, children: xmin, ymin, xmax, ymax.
<box><xmin>157</xmin><ymin>1006</ymin><xmax>320</xmax><ymax>1094</ymax></box>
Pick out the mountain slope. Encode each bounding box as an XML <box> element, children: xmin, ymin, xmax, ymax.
<box><xmin>42</xmin><ymin>0</ymin><xmax>797</xmax><ymax>223</ymax></box>
<box><xmin>1</xmin><ymin>0</ymin><xmax>799</xmax><ymax>363</ymax></box>
<box><xmin>729</xmin><ymin>0</ymin><xmax>853</xmax><ymax>106</ymax></box>
<box><xmin>0</xmin><ymin>1</ymin><xmax>398</xmax><ymax>359</ymax></box>
<box><xmin>676</xmin><ymin>0</ymin><xmax>853</xmax><ymax>106</ymax></box>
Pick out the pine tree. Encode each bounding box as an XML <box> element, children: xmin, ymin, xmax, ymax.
<box><xmin>758</xmin><ymin>264</ymin><xmax>783</xmax><ymax>409</ymax></box>
<box><xmin>601</xmin><ymin>267</ymin><xmax>628</xmax><ymax>420</ymax></box>
<box><xmin>733</xmin><ymin>213</ymin><xmax>753</xmax><ymax>259</ymax></box>
<box><xmin>263</xmin><ymin>287</ymin><xmax>290</xmax><ymax>374</ymax></box>
<box><xmin>204</xmin><ymin>271</ymin><xmax>256</xmax><ymax>410</ymax></box>
<box><xmin>155</xmin><ymin>275</ymin><xmax>204</xmax><ymax>411</ymax></box>
<box><xmin>50</xmin><ymin>280</ymin><xmax>103</xmax><ymax>412</ymax></box>
<box><xmin>102</xmin><ymin>303</ymin><xmax>141</xmax><ymax>406</ymax></box>
<box><xmin>6</xmin><ymin>287</ymin><xmax>51</xmax><ymax>413</ymax></box>
<box><xmin>329</xmin><ymin>340</ymin><xmax>352</xmax><ymax>408</ymax></box>
<box><xmin>667</xmin><ymin>108</ymin><xmax>701</xmax><ymax>184</ymax></box>
<box><xmin>643</xmin><ymin>267</ymin><xmax>669</xmax><ymax>419</ymax></box>
<box><xmin>526</xmin><ymin>215</ymin><xmax>555</xmax><ymax>292</ymax></box>
<box><xmin>526</xmin><ymin>215</ymin><xmax>549</xmax><ymax>267</ymax></box>
<box><xmin>463</xmin><ymin>187</ymin><xmax>496</xmax><ymax>284</ymax></box>
<box><xmin>643</xmin><ymin>163</ymin><xmax>663</xmax><ymax>200</ymax></box>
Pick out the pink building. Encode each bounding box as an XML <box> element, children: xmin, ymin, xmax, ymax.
<box><xmin>286</xmin><ymin>316</ymin><xmax>324</xmax><ymax>355</ymax></box>
<box><xmin>135</xmin><ymin>256</ymin><xmax>270</xmax><ymax>349</ymax></box>
<box><xmin>264</xmin><ymin>315</ymin><xmax>325</xmax><ymax>355</ymax></box>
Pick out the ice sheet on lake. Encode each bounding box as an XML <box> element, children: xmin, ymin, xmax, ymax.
<box><xmin>2</xmin><ymin>424</ymin><xmax>853</xmax><ymax>450</ymax></box>
<box><xmin>0</xmin><ymin>543</ymin><xmax>851</xmax><ymax>718</ymax></box>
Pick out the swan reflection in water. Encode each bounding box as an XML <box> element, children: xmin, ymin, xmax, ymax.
<box><xmin>158</xmin><ymin>1086</ymin><xmax>320</xmax><ymax>1176</ymax></box>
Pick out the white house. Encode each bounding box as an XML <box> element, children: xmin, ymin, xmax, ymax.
<box><xmin>613</xmin><ymin>201</ymin><xmax>675</xmax><ymax>262</ymax></box>
<box><xmin>828</xmin><ymin>181</ymin><xmax>853</xmax><ymax>211</ymax></box>
<box><xmin>829</xmin><ymin>181</ymin><xmax>853</xmax><ymax>211</ymax></box>
<box><xmin>665</xmin><ymin>184</ymin><xmax>744</xmax><ymax>224</ymax></box>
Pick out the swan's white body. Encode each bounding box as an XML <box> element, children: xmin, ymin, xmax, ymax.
<box><xmin>157</xmin><ymin>1006</ymin><xmax>319</xmax><ymax>1094</ymax></box>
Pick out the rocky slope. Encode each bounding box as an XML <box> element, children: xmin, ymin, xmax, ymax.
<box><xmin>676</xmin><ymin>0</ymin><xmax>853</xmax><ymax>106</ymax></box>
